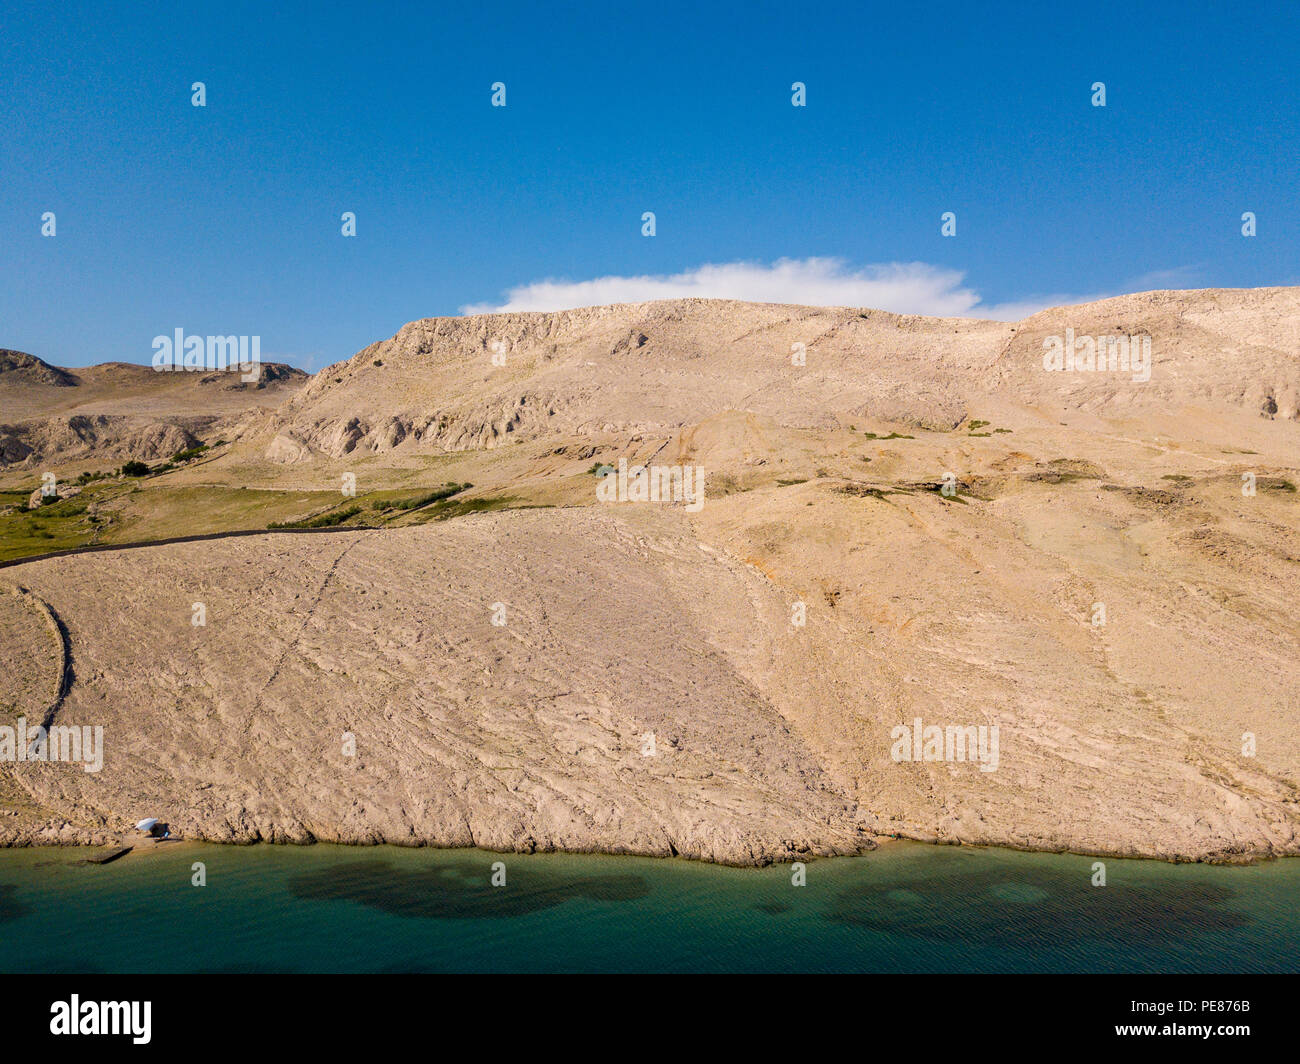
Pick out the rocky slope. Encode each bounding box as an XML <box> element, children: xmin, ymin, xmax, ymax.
<box><xmin>2</xmin><ymin>289</ymin><xmax>1299</xmax><ymax>863</ymax></box>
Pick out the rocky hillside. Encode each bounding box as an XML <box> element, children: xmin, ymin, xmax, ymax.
<box><xmin>0</xmin><ymin>352</ymin><xmax>307</xmax><ymax>469</ymax></box>
<box><xmin>256</xmin><ymin>288</ymin><xmax>1300</xmax><ymax>463</ymax></box>
<box><xmin>3</xmin><ymin>289</ymin><xmax>1299</xmax><ymax>864</ymax></box>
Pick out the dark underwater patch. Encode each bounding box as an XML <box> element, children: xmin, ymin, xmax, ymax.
<box><xmin>825</xmin><ymin>857</ymin><xmax>1248</xmax><ymax>945</ymax></box>
<box><xmin>288</xmin><ymin>857</ymin><xmax>649</xmax><ymax>919</ymax></box>
<box><xmin>0</xmin><ymin>883</ymin><xmax>31</xmax><ymax>924</ymax></box>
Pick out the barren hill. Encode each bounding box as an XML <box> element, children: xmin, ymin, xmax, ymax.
<box><xmin>2</xmin><ymin>288</ymin><xmax>1299</xmax><ymax>864</ymax></box>
<box><xmin>253</xmin><ymin>288</ymin><xmax>1300</xmax><ymax>463</ymax></box>
<box><xmin>0</xmin><ymin>351</ymin><xmax>306</xmax><ymax>469</ymax></box>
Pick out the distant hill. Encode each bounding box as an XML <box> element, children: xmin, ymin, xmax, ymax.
<box><xmin>0</xmin><ymin>352</ymin><xmax>307</xmax><ymax>468</ymax></box>
<box><xmin>0</xmin><ymin>349</ymin><xmax>79</xmax><ymax>387</ymax></box>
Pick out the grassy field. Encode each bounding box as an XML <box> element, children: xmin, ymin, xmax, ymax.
<box><xmin>0</xmin><ymin>485</ymin><xmax>112</xmax><ymax>561</ymax></box>
<box><xmin>0</xmin><ymin>480</ymin><xmax>351</xmax><ymax>561</ymax></box>
<box><xmin>0</xmin><ymin>475</ymin><xmax>538</xmax><ymax>562</ymax></box>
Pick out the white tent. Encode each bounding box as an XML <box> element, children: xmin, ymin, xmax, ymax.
<box><xmin>135</xmin><ymin>818</ymin><xmax>158</xmax><ymax>832</ymax></box>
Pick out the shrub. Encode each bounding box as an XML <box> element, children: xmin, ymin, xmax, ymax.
<box><xmin>268</xmin><ymin>505</ymin><xmax>363</xmax><ymax>530</ymax></box>
<box><xmin>382</xmin><ymin>483</ymin><xmax>471</xmax><ymax>510</ymax></box>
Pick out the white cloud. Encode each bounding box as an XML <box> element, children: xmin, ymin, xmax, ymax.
<box><xmin>460</xmin><ymin>258</ymin><xmax>1109</xmax><ymax>321</ymax></box>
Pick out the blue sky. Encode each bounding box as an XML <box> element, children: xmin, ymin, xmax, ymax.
<box><xmin>2</xmin><ymin>0</ymin><xmax>1296</xmax><ymax>370</ymax></box>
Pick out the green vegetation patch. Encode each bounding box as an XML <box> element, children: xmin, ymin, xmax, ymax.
<box><xmin>371</xmin><ymin>483</ymin><xmax>472</xmax><ymax>511</ymax></box>
<box><xmin>268</xmin><ymin>505</ymin><xmax>366</xmax><ymax>529</ymax></box>
<box><xmin>0</xmin><ymin>482</ymin><xmax>123</xmax><ymax>561</ymax></box>
<box><xmin>412</xmin><ymin>494</ymin><xmax>519</xmax><ymax>522</ymax></box>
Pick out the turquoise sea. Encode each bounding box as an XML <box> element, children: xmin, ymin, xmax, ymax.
<box><xmin>1</xmin><ymin>842</ymin><xmax>1297</xmax><ymax>973</ymax></box>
